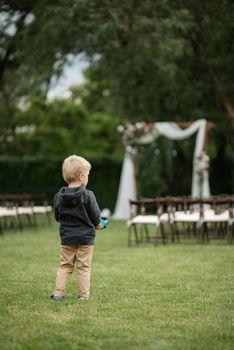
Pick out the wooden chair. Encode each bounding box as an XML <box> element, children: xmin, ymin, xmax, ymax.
<box><xmin>0</xmin><ymin>195</ymin><xmax>22</xmax><ymax>231</ymax></box>
<box><xmin>30</xmin><ymin>194</ymin><xmax>52</xmax><ymax>226</ymax></box>
<box><xmin>128</xmin><ymin>198</ymin><xmax>168</xmax><ymax>246</ymax></box>
<box><xmin>169</xmin><ymin>197</ymin><xmax>201</xmax><ymax>241</ymax></box>
<box><xmin>128</xmin><ymin>195</ymin><xmax>234</xmax><ymax>245</ymax></box>
<box><xmin>0</xmin><ymin>194</ymin><xmax>52</xmax><ymax>233</ymax></box>
<box><xmin>200</xmin><ymin>196</ymin><xmax>233</xmax><ymax>243</ymax></box>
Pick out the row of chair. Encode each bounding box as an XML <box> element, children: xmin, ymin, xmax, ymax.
<box><xmin>0</xmin><ymin>194</ymin><xmax>52</xmax><ymax>234</ymax></box>
<box><xmin>128</xmin><ymin>196</ymin><xmax>234</xmax><ymax>245</ymax></box>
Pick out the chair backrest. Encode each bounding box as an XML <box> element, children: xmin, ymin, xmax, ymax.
<box><xmin>129</xmin><ymin>195</ymin><xmax>234</xmax><ymax>220</ymax></box>
<box><xmin>129</xmin><ymin>198</ymin><xmax>159</xmax><ymax>218</ymax></box>
<box><xmin>0</xmin><ymin>194</ymin><xmax>48</xmax><ymax>209</ymax></box>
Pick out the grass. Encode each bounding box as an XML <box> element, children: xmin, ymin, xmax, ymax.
<box><xmin>0</xmin><ymin>219</ymin><xmax>234</xmax><ymax>350</ymax></box>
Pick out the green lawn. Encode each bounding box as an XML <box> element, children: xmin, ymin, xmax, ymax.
<box><xmin>0</xmin><ymin>220</ymin><xmax>233</xmax><ymax>350</ymax></box>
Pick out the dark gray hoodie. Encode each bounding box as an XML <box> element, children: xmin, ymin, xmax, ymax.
<box><xmin>54</xmin><ymin>186</ymin><xmax>101</xmax><ymax>245</ymax></box>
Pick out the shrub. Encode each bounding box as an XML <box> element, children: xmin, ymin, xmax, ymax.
<box><xmin>0</xmin><ymin>156</ymin><xmax>122</xmax><ymax>211</ymax></box>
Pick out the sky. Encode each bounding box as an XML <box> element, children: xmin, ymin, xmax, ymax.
<box><xmin>47</xmin><ymin>55</ymin><xmax>89</xmax><ymax>100</ymax></box>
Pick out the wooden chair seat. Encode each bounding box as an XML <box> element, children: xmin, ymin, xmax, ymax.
<box><xmin>0</xmin><ymin>207</ymin><xmax>18</xmax><ymax>217</ymax></box>
<box><xmin>18</xmin><ymin>207</ymin><xmax>34</xmax><ymax>215</ymax></box>
<box><xmin>203</xmin><ymin>209</ymin><xmax>229</xmax><ymax>222</ymax></box>
<box><xmin>130</xmin><ymin>215</ymin><xmax>160</xmax><ymax>225</ymax></box>
<box><xmin>173</xmin><ymin>211</ymin><xmax>200</xmax><ymax>223</ymax></box>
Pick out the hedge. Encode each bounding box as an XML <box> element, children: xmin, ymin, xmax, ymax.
<box><xmin>0</xmin><ymin>156</ymin><xmax>122</xmax><ymax>212</ymax></box>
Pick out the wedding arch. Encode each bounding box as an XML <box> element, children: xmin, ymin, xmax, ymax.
<box><xmin>113</xmin><ymin>119</ymin><xmax>214</xmax><ymax>220</ymax></box>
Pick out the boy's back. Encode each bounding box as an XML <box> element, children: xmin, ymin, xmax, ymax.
<box><xmin>54</xmin><ymin>186</ymin><xmax>101</xmax><ymax>245</ymax></box>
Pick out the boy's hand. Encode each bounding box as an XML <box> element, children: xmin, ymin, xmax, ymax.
<box><xmin>96</xmin><ymin>223</ymin><xmax>102</xmax><ymax>230</ymax></box>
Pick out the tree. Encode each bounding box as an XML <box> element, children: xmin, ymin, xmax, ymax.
<box><xmin>1</xmin><ymin>0</ymin><xmax>234</xmax><ymax>127</ymax></box>
<box><xmin>0</xmin><ymin>0</ymin><xmax>233</xmax><ymax>194</ymax></box>
<box><xmin>1</xmin><ymin>87</ymin><xmax>122</xmax><ymax>158</ymax></box>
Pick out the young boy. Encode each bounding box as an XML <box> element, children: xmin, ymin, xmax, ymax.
<box><xmin>51</xmin><ymin>155</ymin><xmax>107</xmax><ymax>301</ymax></box>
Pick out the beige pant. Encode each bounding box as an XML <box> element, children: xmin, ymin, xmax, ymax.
<box><xmin>54</xmin><ymin>244</ymin><xmax>94</xmax><ymax>298</ymax></box>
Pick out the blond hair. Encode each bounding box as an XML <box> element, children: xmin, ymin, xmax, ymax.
<box><xmin>62</xmin><ymin>155</ymin><xmax>91</xmax><ymax>184</ymax></box>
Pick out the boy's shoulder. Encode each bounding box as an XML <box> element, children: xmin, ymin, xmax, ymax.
<box><xmin>82</xmin><ymin>187</ymin><xmax>96</xmax><ymax>199</ymax></box>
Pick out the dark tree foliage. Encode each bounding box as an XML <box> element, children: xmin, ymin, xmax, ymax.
<box><xmin>0</xmin><ymin>0</ymin><xmax>233</xmax><ymax>195</ymax></box>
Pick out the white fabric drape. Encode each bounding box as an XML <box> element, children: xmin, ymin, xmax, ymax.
<box><xmin>113</xmin><ymin>151</ymin><xmax>137</xmax><ymax>220</ymax></box>
<box><xmin>113</xmin><ymin>119</ymin><xmax>210</xmax><ymax>220</ymax></box>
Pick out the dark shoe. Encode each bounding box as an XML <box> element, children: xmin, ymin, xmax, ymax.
<box><xmin>51</xmin><ymin>294</ymin><xmax>64</xmax><ymax>301</ymax></box>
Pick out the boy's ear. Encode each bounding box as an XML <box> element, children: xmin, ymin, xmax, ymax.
<box><xmin>78</xmin><ymin>172</ymin><xmax>83</xmax><ymax>181</ymax></box>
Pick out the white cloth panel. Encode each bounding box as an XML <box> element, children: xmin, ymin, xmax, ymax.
<box><xmin>113</xmin><ymin>151</ymin><xmax>137</xmax><ymax>220</ymax></box>
<box><xmin>191</xmin><ymin>120</ymin><xmax>210</xmax><ymax>196</ymax></box>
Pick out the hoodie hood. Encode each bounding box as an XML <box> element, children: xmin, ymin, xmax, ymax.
<box><xmin>59</xmin><ymin>186</ymin><xmax>84</xmax><ymax>207</ymax></box>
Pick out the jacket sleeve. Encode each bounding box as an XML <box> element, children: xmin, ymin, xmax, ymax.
<box><xmin>85</xmin><ymin>191</ymin><xmax>101</xmax><ymax>226</ymax></box>
<box><xmin>53</xmin><ymin>193</ymin><xmax>60</xmax><ymax>222</ymax></box>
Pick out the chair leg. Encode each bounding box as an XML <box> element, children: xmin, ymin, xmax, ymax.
<box><xmin>172</xmin><ymin>222</ymin><xmax>179</xmax><ymax>242</ymax></box>
<box><xmin>16</xmin><ymin>214</ymin><xmax>23</xmax><ymax>231</ymax></box>
<box><xmin>155</xmin><ymin>223</ymin><xmax>166</xmax><ymax>245</ymax></box>
<box><xmin>128</xmin><ymin>224</ymin><xmax>139</xmax><ymax>246</ymax></box>
<box><xmin>161</xmin><ymin>224</ymin><xmax>167</xmax><ymax>244</ymax></box>
<box><xmin>134</xmin><ymin>225</ymin><xmax>140</xmax><ymax>244</ymax></box>
<box><xmin>154</xmin><ymin>225</ymin><xmax>159</xmax><ymax>246</ymax></box>
<box><xmin>46</xmin><ymin>212</ymin><xmax>52</xmax><ymax>226</ymax></box>
<box><xmin>0</xmin><ymin>221</ymin><xmax>3</xmax><ymax>235</ymax></box>
<box><xmin>32</xmin><ymin>213</ymin><xmax>38</xmax><ymax>229</ymax></box>
<box><xmin>169</xmin><ymin>222</ymin><xmax>175</xmax><ymax>243</ymax></box>
<box><xmin>204</xmin><ymin>222</ymin><xmax>209</xmax><ymax>242</ymax></box>
<box><xmin>144</xmin><ymin>224</ymin><xmax>150</xmax><ymax>242</ymax></box>
<box><xmin>196</xmin><ymin>221</ymin><xmax>204</xmax><ymax>243</ymax></box>
<box><xmin>128</xmin><ymin>225</ymin><xmax>132</xmax><ymax>246</ymax></box>
<box><xmin>227</xmin><ymin>222</ymin><xmax>234</xmax><ymax>244</ymax></box>
<box><xmin>139</xmin><ymin>224</ymin><xmax>144</xmax><ymax>242</ymax></box>
<box><xmin>174</xmin><ymin>223</ymin><xmax>180</xmax><ymax>242</ymax></box>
